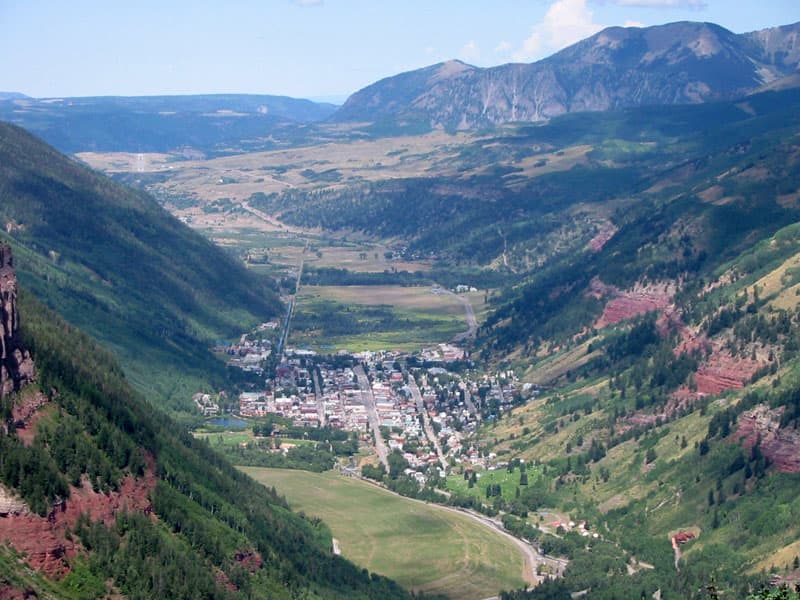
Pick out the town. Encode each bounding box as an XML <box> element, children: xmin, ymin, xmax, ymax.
<box><xmin>211</xmin><ymin>325</ymin><xmax>534</xmax><ymax>480</ymax></box>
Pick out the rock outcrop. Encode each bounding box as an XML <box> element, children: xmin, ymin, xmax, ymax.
<box><xmin>590</xmin><ymin>278</ymin><xmax>676</xmax><ymax>329</ymax></box>
<box><xmin>0</xmin><ymin>457</ymin><xmax>157</xmax><ymax>577</ymax></box>
<box><xmin>0</xmin><ymin>483</ymin><xmax>28</xmax><ymax>516</ymax></box>
<box><xmin>734</xmin><ymin>404</ymin><xmax>800</xmax><ymax>473</ymax></box>
<box><xmin>1</xmin><ymin>243</ymin><xmax>35</xmax><ymax>397</ymax></box>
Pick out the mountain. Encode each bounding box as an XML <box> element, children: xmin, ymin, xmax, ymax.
<box><xmin>0</xmin><ymin>92</ymin><xmax>29</xmax><ymax>101</ymax></box>
<box><xmin>0</xmin><ymin>243</ymin><xmax>409</xmax><ymax>599</ymax></box>
<box><xmin>0</xmin><ymin>94</ymin><xmax>338</xmax><ymax>155</ymax></box>
<box><xmin>0</xmin><ymin>121</ymin><xmax>282</xmax><ymax>413</ymax></box>
<box><xmin>331</xmin><ymin>20</ymin><xmax>800</xmax><ymax>130</ymax></box>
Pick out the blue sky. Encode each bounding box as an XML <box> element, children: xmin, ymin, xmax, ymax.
<box><xmin>1</xmin><ymin>0</ymin><xmax>797</xmax><ymax>101</ymax></box>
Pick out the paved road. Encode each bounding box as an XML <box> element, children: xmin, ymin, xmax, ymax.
<box><xmin>277</xmin><ymin>241</ymin><xmax>308</xmax><ymax>361</ymax></box>
<box><xmin>444</xmin><ymin>289</ymin><xmax>477</xmax><ymax>342</ymax></box>
<box><xmin>312</xmin><ymin>368</ymin><xmax>326</xmax><ymax>427</ymax></box>
<box><xmin>240</xmin><ymin>200</ymin><xmax>302</xmax><ymax>233</ymax></box>
<box><xmin>406</xmin><ymin>375</ymin><xmax>448</xmax><ymax>471</ymax></box>
<box><xmin>354</xmin><ymin>365</ymin><xmax>389</xmax><ymax>470</ymax></box>
<box><xmin>462</xmin><ymin>385</ymin><xmax>480</xmax><ymax>421</ymax></box>
<box><xmin>451</xmin><ymin>507</ymin><xmax>568</xmax><ymax>587</ymax></box>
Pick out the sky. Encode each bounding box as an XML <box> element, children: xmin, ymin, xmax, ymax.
<box><xmin>1</xmin><ymin>0</ymin><xmax>797</xmax><ymax>102</ymax></box>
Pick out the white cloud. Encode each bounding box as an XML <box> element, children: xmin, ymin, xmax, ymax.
<box><xmin>614</xmin><ymin>0</ymin><xmax>707</xmax><ymax>8</ymax></box>
<box><xmin>512</xmin><ymin>0</ymin><xmax>604</xmax><ymax>63</ymax></box>
<box><xmin>494</xmin><ymin>40</ymin><xmax>512</xmax><ymax>54</ymax></box>
<box><xmin>459</xmin><ymin>40</ymin><xmax>481</xmax><ymax>62</ymax></box>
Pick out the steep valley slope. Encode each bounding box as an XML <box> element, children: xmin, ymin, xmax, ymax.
<box><xmin>0</xmin><ymin>241</ymin><xmax>410</xmax><ymax>599</ymax></box>
<box><xmin>0</xmin><ymin>121</ymin><xmax>282</xmax><ymax>414</ymax></box>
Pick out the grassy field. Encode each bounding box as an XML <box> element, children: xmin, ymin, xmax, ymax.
<box><xmin>310</xmin><ymin>285</ymin><xmax>465</xmax><ymax>314</ymax></box>
<box><xmin>240</xmin><ymin>467</ymin><xmax>528</xmax><ymax>599</ymax></box>
<box><xmin>193</xmin><ymin>431</ymin><xmax>254</xmax><ymax>447</ymax></box>
<box><xmin>77</xmin><ymin>131</ymin><xmax>478</xmax><ymax>202</ymax></box>
<box><xmin>289</xmin><ymin>285</ymin><xmax>472</xmax><ymax>352</ymax></box>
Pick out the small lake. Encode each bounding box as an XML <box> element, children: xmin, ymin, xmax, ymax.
<box><xmin>208</xmin><ymin>417</ymin><xmax>248</xmax><ymax>429</ymax></box>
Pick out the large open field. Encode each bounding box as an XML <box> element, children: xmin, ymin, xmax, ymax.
<box><xmin>289</xmin><ymin>285</ymin><xmax>474</xmax><ymax>352</ymax></box>
<box><xmin>241</xmin><ymin>467</ymin><xmax>528</xmax><ymax>599</ymax></box>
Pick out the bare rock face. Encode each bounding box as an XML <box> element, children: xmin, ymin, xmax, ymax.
<box><xmin>1</xmin><ymin>243</ymin><xmax>35</xmax><ymax>398</ymax></box>
<box><xmin>735</xmin><ymin>405</ymin><xmax>800</xmax><ymax>473</ymax></box>
<box><xmin>0</xmin><ymin>457</ymin><xmax>158</xmax><ymax>577</ymax></box>
<box><xmin>0</xmin><ymin>483</ymin><xmax>28</xmax><ymax>516</ymax></box>
<box><xmin>332</xmin><ymin>21</ymin><xmax>800</xmax><ymax>130</ymax></box>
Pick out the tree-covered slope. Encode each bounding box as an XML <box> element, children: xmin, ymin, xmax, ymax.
<box><xmin>0</xmin><ymin>277</ymin><xmax>409</xmax><ymax>599</ymax></box>
<box><xmin>0</xmin><ymin>121</ymin><xmax>282</xmax><ymax>411</ymax></box>
<box><xmin>447</xmin><ymin>96</ymin><xmax>800</xmax><ymax>596</ymax></box>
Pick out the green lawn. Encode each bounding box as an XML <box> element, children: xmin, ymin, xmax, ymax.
<box><xmin>192</xmin><ymin>431</ymin><xmax>254</xmax><ymax>447</ymax></box>
<box><xmin>240</xmin><ymin>467</ymin><xmax>528</xmax><ymax>599</ymax></box>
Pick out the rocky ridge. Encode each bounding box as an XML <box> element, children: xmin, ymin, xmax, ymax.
<box><xmin>1</xmin><ymin>243</ymin><xmax>34</xmax><ymax>397</ymax></box>
<box><xmin>0</xmin><ymin>460</ymin><xmax>157</xmax><ymax>576</ymax></box>
<box><xmin>332</xmin><ymin>21</ymin><xmax>800</xmax><ymax>130</ymax></box>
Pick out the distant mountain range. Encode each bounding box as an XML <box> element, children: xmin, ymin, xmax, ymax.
<box><xmin>331</xmin><ymin>21</ymin><xmax>800</xmax><ymax>130</ymax></box>
<box><xmin>0</xmin><ymin>94</ymin><xmax>338</xmax><ymax>154</ymax></box>
<box><xmin>2</xmin><ymin>20</ymin><xmax>798</xmax><ymax>152</ymax></box>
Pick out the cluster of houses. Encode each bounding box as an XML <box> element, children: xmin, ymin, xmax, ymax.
<box><xmin>239</xmin><ymin>390</ymin><xmax>321</xmax><ymax>426</ymax></box>
<box><xmin>216</xmin><ymin>337</ymin><xmax>535</xmax><ymax>481</ymax></box>
<box><xmin>215</xmin><ymin>324</ymin><xmax>278</xmax><ymax>375</ymax></box>
<box><xmin>550</xmin><ymin>518</ymin><xmax>599</xmax><ymax>539</ymax></box>
<box><xmin>193</xmin><ymin>393</ymin><xmax>220</xmax><ymax>416</ymax></box>
<box><xmin>419</xmin><ymin>343</ymin><xmax>466</xmax><ymax>363</ymax></box>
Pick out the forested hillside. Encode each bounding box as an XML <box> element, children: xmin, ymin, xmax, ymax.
<box><xmin>0</xmin><ymin>250</ymin><xmax>409</xmax><ymax>599</ymax></box>
<box><xmin>0</xmin><ymin>122</ymin><xmax>282</xmax><ymax>412</ymax></box>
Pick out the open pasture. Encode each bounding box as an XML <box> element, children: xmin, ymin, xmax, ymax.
<box><xmin>289</xmin><ymin>285</ymin><xmax>472</xmax><ymax>352</ymax></box>
<box><xmin>241</xmin><ymin>467</ymin><xmax>528</xmax><ymax>599</ymax></box>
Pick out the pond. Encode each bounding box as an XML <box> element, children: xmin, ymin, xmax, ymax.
<box><xmin>207</xmin><ymin>417</ymin><xmax>248</xmax><ymax>429</ymax></box>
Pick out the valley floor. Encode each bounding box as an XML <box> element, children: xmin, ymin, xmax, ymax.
<box><xmin>240</xmin><ymin>467</ymin><xmax>535</xmax><ymax>600</ymax></box>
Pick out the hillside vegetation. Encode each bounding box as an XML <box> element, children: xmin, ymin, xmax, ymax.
<box><xmin>0</xmin><ymin>121</ymin><xmax>282</xmax><ymax>413</ymax></box>
<box><xmin>0</xmin><ymin>286</ymin><xmax>409</xmax><ymax>599</ymax></box>
<box><xmin>247</xmin><ymin>87</ymin><xmax>800</xmax><ymax>597</ymax></box>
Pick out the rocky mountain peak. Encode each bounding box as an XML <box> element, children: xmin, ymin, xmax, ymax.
<box><xmin>1</xmin><ymin>243</ymin><xmax>35</xmax><ymax>397</ymax></box>
<box><xmin>331</xmin><ymin>20</ymin><xmax>800</xmax><ymax>131</ymax></box>
<box><xmin>432</xmin><ymin>59</ymin><xmax>475</xmax><ymax>82</ymax></box>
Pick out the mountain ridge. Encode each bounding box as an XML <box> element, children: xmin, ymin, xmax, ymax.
<box><xmin>0</xmin><ymin>93</ymin><xmax>337</xmax><ymax>154</ymax></box>
<box><xmin>331</xmin><ymin>20</ymin><xmax>800</xmax><ymax>130</ymax></box>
